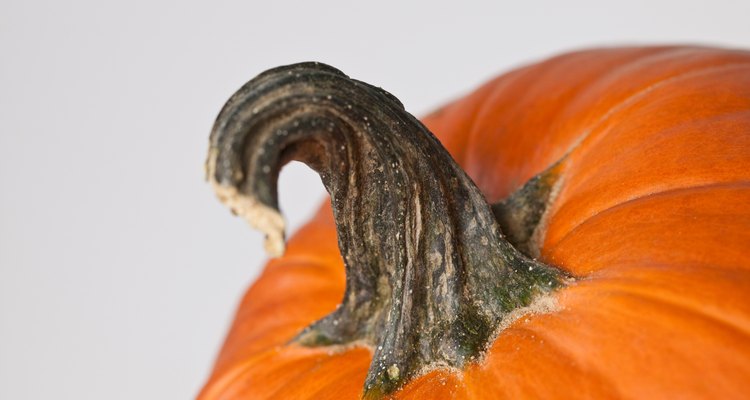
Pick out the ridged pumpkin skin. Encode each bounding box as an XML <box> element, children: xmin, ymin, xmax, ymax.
<box><xmin>199</xmin><ymin>46</ymin><xmax>750</xmax><ymax>399</ymax></box>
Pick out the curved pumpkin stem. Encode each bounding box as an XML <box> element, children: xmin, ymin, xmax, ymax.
<box><xmin>206</xmin><ymin>62</ymin><xmax>570</xmax><ymax>397</ymax></box>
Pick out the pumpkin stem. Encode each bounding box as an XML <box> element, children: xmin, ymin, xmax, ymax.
<box><xmin>206</xmin><ymin>62</ymin><xmax>570</xmax><ymax>397</ymax></box>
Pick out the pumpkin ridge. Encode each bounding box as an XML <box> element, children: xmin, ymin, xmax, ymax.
<box><xmin>426</xmin><ymin>71</ymin><xmax>512</xmax><ymax>166</ymax></box>
<box><xmin>237</xmin><ymin>287</ymin><xmax>340</xmax><ymax>325</ymax></box>
<box><xmin>261</xmin><ymin>356</ymin><xmax>341</xmax><ymax>399</ymax></box>
<box><xmin>557</xmin><ymin>109</ymin><xmax>750</xmax><ymax>198</ymax></box>
<box><xmin>580</xmin><ymin>277</ymin><xmax>750</xmax><ymax>338</ymax></box>
<box><xmin>459</xmin><ymin>66</ymin><xmax>538</xmax><ymax>169</ymax></box>
<box><xmin>201</xmin><ymin>349</ymin><xmax>282</xmax><ymax>399</ymax></box>
<box><xmin>461</xmin><ymin>47</ymin><xmax>678</xmax><ymax>197</ymax></box>
<box><xmin>303</xmin><ymin>362</ymin><xmax>373</xmax><ymax>399</ymax></box>
<box><xmin>485</xmin><ymin>60</ymin><xmax>750</xmax><ymax>204</ymax></box>
<box><xmin>499</xmin><ymin>324</ymin><xmax>626</xmax><ymax>399</ymax></box>
<box><xmin>545</xmin><ymin>181</ymin><xmax>750</xmax><ymax>254</ymax></box>
<box><xmin>560</xmin><ymin>62</ymin><xmax>750</xmax><ymax>163</ymax></box>
<box><xmin>544</xmin><ymin>283</ymin><xmax>749</xmax><ymax>397</ymax></box>
<box><xmin>254</xmin><ymin>351</ymin><xmax>337</xmax><ymax>399</ymax></box>
<box><xmin>523</xmin><ymin>49</ymin><xmax>746</xmax><ymax>173</ymax></box>
<box><xmin>543</xmin><ymin>107</ymin><xmax>750</xmax><ymax>251</ymax></box>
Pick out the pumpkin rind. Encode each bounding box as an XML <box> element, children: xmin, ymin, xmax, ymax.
<box><xmin>200</xmin><ymin>46</ymin><xmax>750</xmax><ymax>399</ymax></box>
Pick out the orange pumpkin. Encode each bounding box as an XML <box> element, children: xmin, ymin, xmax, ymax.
<box><xmin>200</xmin><ymin>46</ymin><xmax>750</xmax><ymax>399</ymax></box>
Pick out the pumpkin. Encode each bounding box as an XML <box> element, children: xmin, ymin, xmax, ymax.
<box><xmin>200</xmin><ymin>46</ymin><xmax>750</xmax><ymax>399</ymax></box>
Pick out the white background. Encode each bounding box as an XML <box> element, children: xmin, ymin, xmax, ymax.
<box><xmin>1</xmin><ymin>1</ymin><xmax>749</xmax><ymax>398</ymax></box>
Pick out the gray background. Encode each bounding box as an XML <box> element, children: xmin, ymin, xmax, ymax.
<box><xmin>1</xmin><ymin>0</ymin><xmax>749</xmax><ymax>399</ymax></box>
